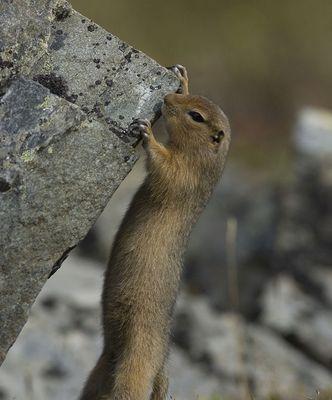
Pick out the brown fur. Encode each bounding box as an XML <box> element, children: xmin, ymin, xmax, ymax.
<box><xmin>79</xmin><ymin>68</ymin><xmax>231</xmax><ymax>400</ymax></box>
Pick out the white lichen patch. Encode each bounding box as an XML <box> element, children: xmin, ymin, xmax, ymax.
<box><xmin>21</xmin><ymin>149</ymin><xmax>36</xmax><ymax>162</ymax></box>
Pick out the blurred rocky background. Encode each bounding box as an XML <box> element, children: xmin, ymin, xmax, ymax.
<box><xmin>1</xmin><ymin>0</ymin><xmax>332</xmax><ymax>399</ymax></box>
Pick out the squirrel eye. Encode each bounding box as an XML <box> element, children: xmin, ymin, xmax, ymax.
<box><xmin>188</xmin><ymin>111</ymin><xmax>205</xmax><ymax>123</ymax></box>
<box><xmin>210</xmin><ymin>130</ymin><xmax>225</xmax><ymax>144</ymax></box>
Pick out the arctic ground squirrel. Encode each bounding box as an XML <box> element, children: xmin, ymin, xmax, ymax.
<box><xmin>80</xmin><ymin>65</ymin><xmax>231</xmax><ymax>400</ymax></box>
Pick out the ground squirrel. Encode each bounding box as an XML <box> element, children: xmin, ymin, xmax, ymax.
<box><xmin>79</xmin><ymin>65</ymin><xmax>231</xmax><ymax>400</ymax></box>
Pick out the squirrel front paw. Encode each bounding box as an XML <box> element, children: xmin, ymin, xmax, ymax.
<box><xmin>168</xmin><ymin>64</ymin><xmax>189</xmax><ymax>95</ymax></box>
<box><xmin>129</xmin><ymin>119</ymin><xmax>153</xmax><ymax>147</ymax></box>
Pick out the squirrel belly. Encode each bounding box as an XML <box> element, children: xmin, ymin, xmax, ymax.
<box><xmin>79</xmin><ymin>65</ymin><xmax>231</xmax><ymax>400</ymax></box>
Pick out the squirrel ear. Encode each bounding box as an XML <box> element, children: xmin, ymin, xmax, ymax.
<box><xmin>209</xmin><ymin>130</ymin><xmax>225</xmax><ymax>144</ymax></box>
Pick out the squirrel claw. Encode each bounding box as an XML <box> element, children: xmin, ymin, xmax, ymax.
<box><xmin>168</xmin><ymin>64</ymin><xmax>189</xmax><ymax>95</ymax></box>
<box><xmin>129</xmin><ymin>119</ymin><xmax>152</xmax><ymax>142</ymax></box>
<box><xmin>171</xmin><ymin>64</ymin><xmax>188</xmax><ymax>81</ymax></box>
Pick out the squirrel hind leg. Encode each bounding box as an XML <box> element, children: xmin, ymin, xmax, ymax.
<box><xmin>79</xmin><ymin>353</ymin><xmax>112</xmax><ymax>400</ymax></box>
<box><xmin>150</xmin><ymin>366</ymin><xmax>169</xmax><ymax>400</ymax></box>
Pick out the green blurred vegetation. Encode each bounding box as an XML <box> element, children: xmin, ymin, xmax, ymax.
<box><xmin>71</xmin><ymin>0</ymin><xmax>332</xmax><ymax>173</ymax></box>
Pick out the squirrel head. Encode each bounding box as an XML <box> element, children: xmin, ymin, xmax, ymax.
<box><xmin>162</xmin><ymin>93</ymin><xmax>231</xmax><ymax>158</ymax></box>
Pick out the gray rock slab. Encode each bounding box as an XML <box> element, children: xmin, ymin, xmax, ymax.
<box><xmin>0</xmin><ymin>0</ymin><xmax>179</xmax><ymax>144</ymax></box>
<box><xmin>0</xmin><ymin>77</ymin><xmax>134</xmax><ymax>364</ymax></box>
<box><xmin>261</xmin><ymin>275</ymin><xmax>332</xmax><ymax>369</ymax></box>
<box><xmin>0</xmin><ymin>0</ymin><xmax>178</xmax><ymax>366</ymax></box>
<box><xmin>301</xmin><ymin>265</ymin><xmax>332</xmax><ymax>307</ymax></box>
<box><xmin>294</xmin><ymin>107</ymin><xmax>332</xmax><ymax>158</ymax></box>
<box><xmin>174</xmin><ymin>294</ymin><xmax>332</xmax><ymax>399</ymax></box>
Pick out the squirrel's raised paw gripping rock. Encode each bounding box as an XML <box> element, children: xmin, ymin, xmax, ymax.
<box><xmin>168</xmin><ymin>64</ymin><xmax>189</xmax><ymax>94</ymax></box>
<box><xmin>129</xmin><ymin>119</ymin><xmax>152</xmax><ymax>143</ymax></box>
